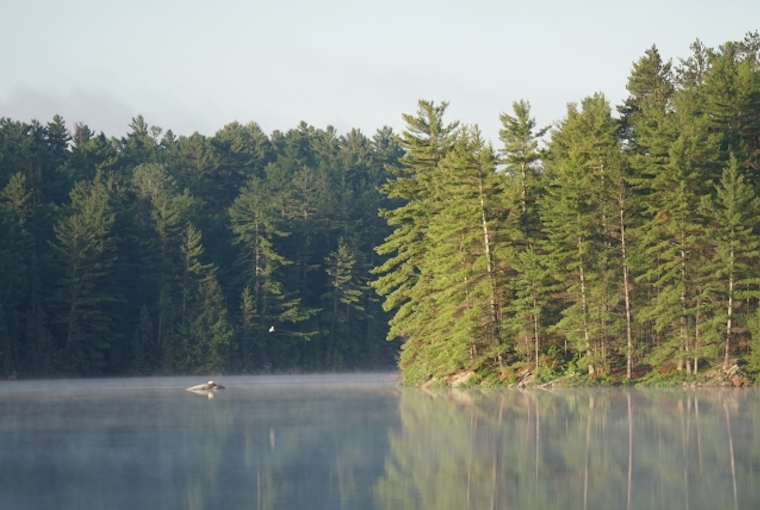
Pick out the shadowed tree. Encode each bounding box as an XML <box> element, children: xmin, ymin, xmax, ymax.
<box><xmin>50</xmin><ymin>173</ymin><xmax>117</xmax><ymax>374</ymax></box>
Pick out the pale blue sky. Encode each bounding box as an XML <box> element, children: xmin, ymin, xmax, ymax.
<box><xmin>1</xmin><ymin>0</ymin><xmax>758</xmax><ymax>143</ymax></box>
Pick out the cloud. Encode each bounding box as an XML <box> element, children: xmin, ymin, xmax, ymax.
<box><xmin>0</xmin><ymin>87</ymin><xmax>137</xmax><ymax>137</ymax></box>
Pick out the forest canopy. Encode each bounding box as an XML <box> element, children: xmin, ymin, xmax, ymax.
<box><xmin>2</xmin><ymin>32</ymin><xmax>760</xmax><ymax>385</ymax></box>
<box><xmin>0</xmin><ymin>116</ymin><xmax>403</xmax><ymax>377</ymax></box>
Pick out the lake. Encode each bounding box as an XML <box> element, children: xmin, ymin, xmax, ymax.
<box><xmin>0</xmin><ymin>374</ymin><xmax>758</xmax><ymax>509</ymax></box>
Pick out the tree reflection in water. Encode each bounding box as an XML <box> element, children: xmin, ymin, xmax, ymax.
<box><xmin>0</xmin><ymin>378</ymin><xmax>758</xmax><ymax>509</ymax></box>
<box><xmin>374</xmin><ymin>388</ymin><xmax>760</xmax><ymax>510</ymax></box>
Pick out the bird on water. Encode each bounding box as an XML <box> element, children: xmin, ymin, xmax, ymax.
<box><xmin>186</xmin><ymin>380</ymin><xmax>225</xmax><ymax>392</ymax></box>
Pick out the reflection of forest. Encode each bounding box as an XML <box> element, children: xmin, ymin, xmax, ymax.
<box><xmin>0</xmin><ymin>386</ymin><xmax>402</xmax><ymax>510</ymax></box>
<box><xmin>2</xmin><ymin>385</ymin><xmax>759</xmax><ymax>509</ymax></box>
<box><xmin>374</xmin><ymin>389</ymin><xmax>760</xmax><ymax>510</ymax></box>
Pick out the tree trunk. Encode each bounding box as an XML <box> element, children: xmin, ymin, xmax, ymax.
<box><xmin>680</xmin><ymin>242</ymin><xmax>689</xmax><ymax>373</ymax></box>
<box><xmin>620</xmin><ymin>195</ymin><xmax>633</xmax><ymax>379</ymax></box>
<box><xmin>479</xmin><ymin>176</ymin><xmax>500</xmax><ymax>343</ymax></box>
<box><xmin>725</xmin><ymin>272</ymin><xmax>734</xmax><ymax>369</ymax></box>
<box><xmin>533</xmin><ymin>296</ymin><xmax>540</xmax><ymax>366</ymax></box>
<box><xmin>578</xmin><ymin>235</ymin><xmax>593</xmax><ymax>375</ymax></box>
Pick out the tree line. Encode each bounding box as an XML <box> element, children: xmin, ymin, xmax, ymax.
<box><xmin>374</xmin><ymin>33</ymin><xmax>760</xmax><ymax>385</ymax></box>
<box><xmin>4</xmin><ymin>32</ymin><xmax>760</xmax><ymax>384</ymax></box>
<box><xmin>0</xmin><ymin>115</ymin><xmax>402</xmax><ymax>376</ymax></box>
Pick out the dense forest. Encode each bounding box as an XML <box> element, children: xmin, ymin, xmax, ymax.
<box><xmin>3</xmin><ymin>32</ymin><xmax>760</xmax><ymax>384</ymax></box>
<box><xmin>0</xmin><ymin>114</ymin><xmax>403</xmax><ymax>377</ymax></box>
<box><xmin>373</xmin><ymin>33</ymin><xmax>760</xmax><ymax>385</ymax></box>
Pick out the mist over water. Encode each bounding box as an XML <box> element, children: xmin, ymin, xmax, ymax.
<box><xmin>1</xmin><ymin>375</ymin><xmax>758</xmax><ymax>509</ymax></box>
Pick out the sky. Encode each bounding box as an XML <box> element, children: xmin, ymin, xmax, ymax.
<box><xmin>1</xmin><ymin>0</ymin><xmax>759</xmax><ymax>145</ymax></box>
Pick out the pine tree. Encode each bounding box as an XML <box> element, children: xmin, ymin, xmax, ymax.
<box><xmin>634</xmin><ymin>47</ymin><xmax>722</xmax><ymax>373</ymax></box>
<box><xmin>697</xmin><ymin>155</ymin><xmax>760</xmax><ymax>367</ymax></box>
<box><xmin>371</xmin><ymin>100</ymin><xmax>460</xmax><ymax>382</ymax></box>
<box><xmin>541</xmin><ymin>94</ymin><xmax>621</xmax><ymax>375</ymax></box>
<box><xmin>174</xmin><ymin>223</ymin><xmax>232</xmax><ymax>374</ymax></box>
<box><xmin>498</xmin><ymin>100</ymin><xmax>550</xmax><ymax>365</ymax></box>
<box><xmin>144</xmin><ymin>189</ymin><xmax>198</xmax><ymax>372</ymax></box>
<box><xmin>618</xmin><ymin>45</ymin><xmax>674</xmax><ymax>147</ymax></box>
<box><xmin>499</xmin><ymin>99</ymin><xmax>548</xmax><ymax>222</ymax></box>
<box><xmin>229</xmin><ymin>175</ymin><xmax>317</xmax><ymax>369</ymax></box>
<box><xmin>372</xmin><ymin>101</ymin><xmax>459</xmax><ymax>341</ymax></box>
<box><xmin>700</xmin><ymin>38</ymin><xmax>760</xmax><ymax>184</ymax></box>
<box><xmin>119</xmin><ymin>115</ymin><xmax>165</xmax><ymax>167</ymax></box>
<box><xmin>237</xmin><ymin>286</ymin><xmax>258</xmax><ymax>371</ymax></box>
<box><xmin>322</xmin><ymin>237</ymin><xmax>368</xmax><ymax>367</ymax></box>
<box><xmin>50</xmin><ymin>173</ymin><xmax>117</xmax><ymax>374</ymax></box>
<box><xmin>0</xmin><ymin>173</ymin><xmax>35</xmax><ymax>375</ymax></box>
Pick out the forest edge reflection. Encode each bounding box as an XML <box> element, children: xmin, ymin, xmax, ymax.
<box><xmin>0</xmin><ymin>376</ymin><xmax>758</xmax><ymax>510</ymax></box>
<box><xmin>375</xmin><ymin>388</ymin><xmax>758</xmax><ymax>510</ymax></box>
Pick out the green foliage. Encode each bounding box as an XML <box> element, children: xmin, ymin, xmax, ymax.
<box><xmin>3</xmin><ymin>31</ymin><xmax>760</xmax><ymax>382</ymax></box>
<box><xmin>533</xmin><ymin>363</ymin><xmax>559</xmax><ymax>385</ymax></box>
<box><xmin>636</xmin><ymin>369</ymin><xmax>696</xmax><ymax>387</ymax></box>
<box><xmin>49</xmin><ymin>174</ymin><xmax>117</xmax><ymax>374</ymax></box>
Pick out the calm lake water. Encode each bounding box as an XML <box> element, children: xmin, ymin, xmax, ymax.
<box><xmin>0</xmin><ymin>374</ymin><xmax>758</xmax><ymax>510</ymax></box>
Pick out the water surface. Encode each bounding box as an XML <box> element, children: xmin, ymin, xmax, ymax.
<box><xmin>1</xmin><ymin>375</ymin><xmax>758</xmax><ymax>509</ymax></box>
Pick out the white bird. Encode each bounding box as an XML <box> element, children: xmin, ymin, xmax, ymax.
<box><xmin>269</xmin><ymin>325</ymin><xmax>275</xmax><ymax>333</ymax></box>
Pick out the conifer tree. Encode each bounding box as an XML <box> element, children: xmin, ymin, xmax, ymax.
<box><xmin>119</xmin><ymin>116</ymin><xmax>165</xmax><ymax>167</ymax></box>
<box><xmin>322</xmin><ymin>237</ymin><xmax>368</xmax><ymax>367</ymax></box>
<box><xmin>237</xmin><ymin>286</ymin><xmax>258</xmax><ymax>371</ymax></box>
<box><xmin>634</xmin><ymin>47</ymin><xmax>722</xmax><ymax>372</ymax></box>
<box><xmin>499</xmin><ymin>100</ymin><xmax>548</xmax><ymax>221</ymax></box>
<box><xmin>229</xmin><ymin>175</ymin><xmax>316</xmax><ymax>369</ymax></box>
<box><xmin>212</xmin><ymin>121</ymin><xmax>273</xmax><ymax>209</ymax></box>
<box><xmin>0</xmin><ymin>173</ymin><xmax>35</xmax><ymax>375</ymax></box>
<box><xmin>698</xmin><ymin>155</ymin><xmax>760</xmax><ymax>367</ymax></box>
<box><xmin>372</xmin><ymin>100</ymin><xmax>459</xmax><ymax>383</ymax></box>
<box><xmin>146</xmin><ymin>189</ymin><xmax>198</xmax><ymax>372</ymax></box>
<box><xmin>498</xmin><ymin>100</ymin><xmax>550</xmax><ymax>364</ymax></box>
<box><xmin>700</xmin><ymin>39</ymin><xmax>760</xmax><ymax>183</ymax></box>
<box><xmin>50</xmin><ymin>173</ymin><xmax>117</xmax><ymax>374</ymax></box>
<box><xmin>372</xmin><ymin>101</ymin><xmax>459</xmax><ymax>338</ymax></box>
<box><xmin>420</xmin><ymin>128</ymin><xmax>509</xmax><ymax>379</ymax></box>
<box><xmin>175</xmin><ymin>224</ymin><xmax>232</xmax><ymax>373</ymax></box>
<box><xmin>541</xmin><ymin>94</ymin><xmax>621</xmax><ymax>375</ymax></box>
<box><xmin>618</xmin><ymin>45</ymin><xmax>674</xmax><ymax>147</ymax></box>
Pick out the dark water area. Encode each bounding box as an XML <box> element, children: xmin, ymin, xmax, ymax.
<box><xmin>0</xmin><ymin>375</ymin><xmax>758</xmax><ymax>509</ymax></box>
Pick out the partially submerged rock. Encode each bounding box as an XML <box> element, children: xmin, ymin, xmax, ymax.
<box><xmin>186</xmin><ymin>380</ymin><xmax>225</xmax><ymax>392</ymax></box>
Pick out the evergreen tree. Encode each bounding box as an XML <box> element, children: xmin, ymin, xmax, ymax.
<box><xmin>698</xmin><ymin>155</ymin><xmax>760</xmax><ymax>367</ymax></box>
<box><xmin>229</xmin><ymin>175</ymin><xmax>316</xmax><ymax>369</ymax></box>
<box><xmin>0</xmin><ymin>173</ymin><xmax>34</xmax><ymax>375</ymax></box>
<box><xmin>149</xmin><ymin>190</ymin><xmax>199</xmax><ymax>372</ymax></box>
<box><xmin>618</xmin><ymin>45</ymin><xmax>674</xmax><ymax>146</ymax></box>
<box><xmin>541</xmin><ymin>94</ymin><xmax>621</xmax><ymax>375</ymax></box>
<box><xmin>372</xmin><ymin>100</ymin><xmax>459</xmax><ymax>349</ymax></box>
<box><xmin>499</xmin><ymin>99</ymin><xmax>548</xmax><ymax>221</ymax></box>
<box><xmin>49</xmin><ymin>173</ymin><xmax>117</xmax><ymax>374</ymax></box>
<box><xmin>322</xmin><ymin>237</ymin><xmax>368</xmax><ymax>368</ymax></box>
<box><xmin>635</xmin><ymin>49</ymin><xmax>722</xmax><ymax>372</ymax></box>
<box><xmin>119</xmin><ymin>115</ymin><xmax>165</xmax><ymax>167</ymax></box>
<box><xmin>172</xmin><ymin>132</ymin><xmax>220</xmax><ymax>207</ymax></box>
<box><xmin>498</xmin><ymin>100</ymin><xmax>551</xmax><ymax>365</ymax></box>
<box><xmin>700</xmin><ymin>38</ymin><xmax>760</xmax><ymax>184</ymax></box>
<box><xmin>212</xmin><ymin>121</ymin><xmax>273</xmax><ymax>214</ymax></box>
<box><xmin>236</xmin><ymin>285</ymin><xmax>258</xmax><ymax>371</ymax></box>
<box><xmin>65</xmin><ymin>124</ymin><xmax>119</xmax><ymax>187</ymax></box>
<box><xmin>175</xmin><ymin>224</ymin><xmax>232</xmax><ymax>374</ymax></box>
